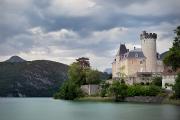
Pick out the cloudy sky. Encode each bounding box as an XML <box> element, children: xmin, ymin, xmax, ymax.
<box><xmin>0</xmin><ymin>0</ymin><xmax>180</xmax><ymax>71</ymax></box>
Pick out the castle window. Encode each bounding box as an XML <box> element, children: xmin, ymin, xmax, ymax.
<box><xmin>135</xmin><ymin>53</ymin><xmax>138</xmax><ymax>58</ymax></box>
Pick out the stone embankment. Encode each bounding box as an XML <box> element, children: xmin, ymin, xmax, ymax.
<box><xmin>125</xmin><ymin>96</ymin><xmax>164</xmax><ymax>103</ymax></box>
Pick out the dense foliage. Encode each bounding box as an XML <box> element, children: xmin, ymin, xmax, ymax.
<box><xmin>174</xmin><ymin>73</ymin><xmax>180</xmax><ymax>98</ymax></box>
<box><xmin>68</xmin><ymin>62</ymin><xmax>104</xmax><ymax>86</ymax></box>
<box><xmin>100</xmin><ymin>80</ymin><xmax>162</xmax><ymax>101</ymax></box>
<box><xmin>86</xmin><ymin>69</ymin><xmax>101</xmax><ymax>84</ymax></box>
<box><xmin>127</xmin><ymin>85</ymin><xmax>161</xmax><ymax>97</ymax></box>
<box><xmin>68</xmin><ymin>62</ymin><xmax>86</xmax><ymax>86</ymax></box>
<box><xmin>54</xmin><ymin>80</ymin><xmax>83</xmax><ymax>100</ymax></box>
<box><xmin>54</xmin><ymin>61</ymin><xmax>103</xmax><ymax>100</ymax></box>
<box><xmin>109</xmin><ymin>81</ymin><xmax>128</xmax><ymax>101</ymax></box>
<box><xmin>152</xmin><ymin>77</ymin><xmax>162</xmax><ymax>87</ymax></box>
<box><xmin>100</xmin><ymin>81</ymin><xmax>110</xmax><ymax>97</ymax></box>
<box><xmin>163</xmin><ymin>26</ymin><xmax>180</xmax><ymax>71</ymax></box>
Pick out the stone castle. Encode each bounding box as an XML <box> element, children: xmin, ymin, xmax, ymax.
<box><xmin>112</xmin><ymin>31</ymin><xmax>164</xmax><ymax>85</ymax></box>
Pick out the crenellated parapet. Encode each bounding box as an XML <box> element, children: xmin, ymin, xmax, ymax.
<box><xmin>140</xmin><ymin>31</ymin><xmax>157</xmax><ymax>40</ymax></box>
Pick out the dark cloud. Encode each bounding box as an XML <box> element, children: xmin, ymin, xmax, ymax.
<box><xmin>95</xmin><ymin>0</ymin><xmax>148</xmax><ymax>7</ymax></box>
<box><xmin>0</xmin><ymin>0</ymin><xmax>180</xmax><ymax>70</ymax></box>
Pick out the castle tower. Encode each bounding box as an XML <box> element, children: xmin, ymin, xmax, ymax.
<box><xmin>140</xmin><ymin>31</ymin><xmax>157</xmax><ymax>72</ymax></box>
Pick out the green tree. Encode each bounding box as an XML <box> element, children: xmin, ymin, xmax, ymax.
<box><xmin>54</xmin><ymin>58</ymin><xmax>104</xmax><ymax>100</ymax></box>
<box><xmin>100</xmin><ymin>81</ymin><xmax>110</xmax><ymax>97</ymax></box>
<box><xmin>86</xmin><ymin>69</ymin><xmax>101</xmax><ymax>84</ymax></box>
<box><xmin>152</xmin><ymin>76</ymin><xmax>162</xmax><ymax>87</ymax></box>
<box><xmin>54</xmin><ymin>80</ymin><xmax>83</xmax><ymax>100</ymax></box>
<box><xmin>109</xmin><ymin>81</ymin><xmax>128</xmax><ymax>101</ymax></box>
<box><xmin>54</xmin><ymin>62</ymin><xmax>85</xmax><ymax>100</ymax></box>
<box><xmin>163</xmin><ymin>26</ymin><xmax>180</xmax><ymax>71</ymax></box>
<box><xmin>174</xmin><ymin>73</ymin><xmax>180</xmax><ymax>98</ymax></box>
<box><xmin>68</xmin><ymin>62</ymin><xmax>86</xmax><ymax>86</ymax></box>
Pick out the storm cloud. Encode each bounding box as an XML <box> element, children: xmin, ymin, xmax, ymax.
<box><xmin>0</xmin><ymin>0</ymin><xmax>180</xmax><ymax>70</ymax></box>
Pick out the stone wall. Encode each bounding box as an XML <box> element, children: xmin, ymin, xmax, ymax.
<box><xmin>125</xmin><ymin>96</ymin><xmax>164</xmax><ymax>103</ymax></box>
<box><xmin>81</xmin><ymin>84</ymin><xmax>100</xmax><ymax>95</ymax></box>
<box><xmin>162</xmin><ymin>75</ymin><xmax>176</xmax><ymax>90</ymax></box>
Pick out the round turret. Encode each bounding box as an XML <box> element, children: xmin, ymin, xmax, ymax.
<box><xmin>140</xmin><ymin>31</ymin><xmax>157</xmax><ymax>72</ymax></box>
<box><xmin>140</xmin><ymin>31</ymin><xmax>157</xmax><ymax>39</ymax></box>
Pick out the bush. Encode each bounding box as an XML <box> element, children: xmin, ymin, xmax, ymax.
<box><xmin>147</xmin><ymin>85</ymin><xmax>161</xmax><ymax>96</ymax></box>
<box><xmin>109</xmin><ymin>81</ymin><xmax>128</xmax><ymax>101</ymax></box>
<box><xmin>174</xmin><ymin>73</ymin><xmax>180</xmax><ymax>98</ymax></box>
<box><xmin>146</xmin><ymin>82</ymin><xmax>150</xmax><ymax>85</ymax></box>
<box><xmin>127</xmin><ymin>85</ymin><xmax>161</xmax><ymax>97</ymax></box>
<box><xmin>127</xmin><ymin>85</ymin><xmax>142</xmax><ymax>96</ymax></box>
<box><xmin>140</xmin><ymin>82</ymin><xmax>144</xmax><ymax>85</ymax></box>
<box><xmin>100</xmin><ymin>81</ymin><xmax>110</xmax><ymax>97</ymax></box>
<box><xmin>100</xmin><ymin>89</ymin><xmax>106</xmax><ymax>97</ymax></box>
<box><xmin>152</xmin><ymin>77</ymin><xmax>162</xmax><ymax>87</ymax></box>
<box><xmin>54</xmin><ymin>80</ymin><xmax>83</xmax><ymax>100</ymax></box>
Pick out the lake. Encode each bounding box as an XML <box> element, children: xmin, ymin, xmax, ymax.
<box><xmin>0</xmin><ymin>98</ymin><xmax>179</xmax><ymax>120</ymax></box>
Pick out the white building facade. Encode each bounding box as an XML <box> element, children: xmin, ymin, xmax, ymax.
<box><xmin>112</xmin><ymin>31</ymin><xmax>164</xmax><ymax>84</ymax></box>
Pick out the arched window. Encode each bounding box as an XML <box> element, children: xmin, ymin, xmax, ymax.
<box><xmin>135</xmin><ymin>53</ymin><xmax>138</xmax><ymax>58</ymax></box>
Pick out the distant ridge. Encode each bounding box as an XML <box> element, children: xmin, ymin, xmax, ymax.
<box><xmin>5</xmin><ymin>56</ymin><xmax>26</xmax><ymax>63</ymax></box>
<box><xmin>160</xmin><ymin>51</ymin><xmax>169</xmax><ymax>60</ymax></box>
<box><xmin>0</xmin><ymin>56</ymin><xmax>110</xmax><ymax>97</ymax></box>
<box><xmin>0</xmin><ymin>60</ymin><xmax>69</xmax><ymax>97</ymax></box>
<box><xmin>104</xmin><ymin>68</ymin><xmax>112</xmax><ymax>74</ymax></box>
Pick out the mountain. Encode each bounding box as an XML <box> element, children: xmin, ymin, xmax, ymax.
<box><xmin>0</xmin><ymin>58</ymin><xmax>68</xmax><ymax>97</ymax></box>
<box><xmin>104</xmin><ymin>68</ymin><xmax>112</xmax><ymax>74</ymax></box>
<box><xmin>5</xmin><ymin>56</ymin><xmax>26</xmax><ymax>63</ymax></box>
<box><xmin>0</xmin><ymin>56</ymin><xmax>111</xmax><ymax>97</ymax></box>
<box><xmin>100</xmin><ymin>71</ymin><xmax>112</xmax><ymax>80</ymax></box>
<box><xmin>160</xmin><ymin>51</ymin><xmax>169</xmax><ymax>60</ymax></box>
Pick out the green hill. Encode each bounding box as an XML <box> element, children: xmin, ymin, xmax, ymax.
<box><xmin>0</xmin><ymin>60</ymin><xmax>68</xmax><ymax>97</ymax></box>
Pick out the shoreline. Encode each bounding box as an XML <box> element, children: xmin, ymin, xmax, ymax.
<box><xmin>76</xmin><ymin>96</ymin><xmax>180</xmax><ymax>105</ymax></box>
<box><xmin>1</xmin><ymin>96</ymin><xmax>180</xmax><ymax>105</ymax></box>
<box><xmin>76</xmin><ymin>97</ymin><xmax>114</xmax><ymax>102</ymax></box>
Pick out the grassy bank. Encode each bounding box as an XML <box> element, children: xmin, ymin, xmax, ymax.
<box><xmin>77</xmin><ymin>97</ymin><xmax>114</xmax><ymax>102</ymax></box>
<box><xmin>76</xmin><ymin>96</ymin><xmax>180</xmax><ymax>105</ymax></box>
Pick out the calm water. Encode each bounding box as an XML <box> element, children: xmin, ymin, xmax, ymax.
<box><xmin>0</xmin><ymin>98</ymin><xmax>180</xmax><ymax>120</ymax></box>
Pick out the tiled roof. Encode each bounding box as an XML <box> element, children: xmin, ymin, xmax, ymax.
<box><xmin>123</xmin><ymin>50</ymin><xmax>145</xmax><ymax>59</ymax></box>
